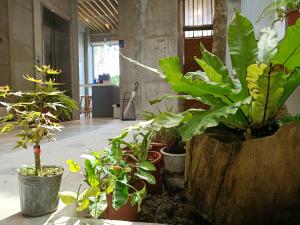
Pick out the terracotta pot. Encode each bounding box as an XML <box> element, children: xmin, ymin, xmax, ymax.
<box><xmin>287</xmin><ymin>10</ymin><xmax>300</xmax><ymax>26</ymax></box>
<box><xmin>106</xmin><ymin>180</ymin><xmax>145</xmax><ymax>221</ymax></box>
<box><xmin>146</xmin><ymin>151</ymin><xmax>163</xmax><ymax>194</ymax></box>
<box><xmin>123</xmin><ymin>150</ymin><xmax>163</xmax><ymax>194</ymax></box>
<box><xmin>149</xmin><ymin>142</ymin><xmax>166</xmax><ymax>152</ymax></box>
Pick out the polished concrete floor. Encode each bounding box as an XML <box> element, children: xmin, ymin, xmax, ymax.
<box><xmin>0</xmin><ymin>118</ymin><xmax>161</xmax><ymax>224</ymax></box>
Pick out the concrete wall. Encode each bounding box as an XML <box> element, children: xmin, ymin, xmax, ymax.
<box><xmin>119</xmin><ymin>0</ymin><xmax>182</xmax><ymax>118</ymax></box>
<box><xmin>8</xmin><ymin>0</ymin><xmax>35</xmax><ymax>91</ymax></box>
<box><xmin>0</xmin><ymin>0</ymin><xmax>79</xmax><ymax>119</ymax></box>
<box><xmin>0</xmin><ymin>0</ymin><xmax>10</xmax><ymax>86</ymax></box>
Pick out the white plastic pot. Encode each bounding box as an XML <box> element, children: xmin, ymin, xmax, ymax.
<box><xmin>160</xmin><ymin>148</ymin><xmax>186</xmax><ymax>172</ymax></box>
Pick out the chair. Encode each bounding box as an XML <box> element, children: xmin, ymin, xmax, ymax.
<box><xmin>80</xmin><ymin>96</ymin><xmax>92</xmax><ymax>118</ymax></box>
<box><xmin>121</xmin><ymin>82</ymin><xmax>139</xmax><ymax>121</ymax></box>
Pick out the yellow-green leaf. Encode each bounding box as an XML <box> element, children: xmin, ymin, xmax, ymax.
<box><xmin>66</xmin><ymin>159</ymin><xmax>80</xmax><ymax>172</ymax></box>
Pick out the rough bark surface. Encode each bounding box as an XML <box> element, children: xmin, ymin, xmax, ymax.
<box><xmin>186</xmin><ymin>123</ymin><xmax>300</xmax><ymax>225</ymax></box>
<box><xmin>212</xmin><ymin>0</ymin><xmax>227</xmax><ymax>63</ymax></box>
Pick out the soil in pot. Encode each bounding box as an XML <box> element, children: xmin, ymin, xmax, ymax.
<box><xmin>149</xmin><ymin>143</ymin><xmax>167</xmax><ymax>153</ymax></box>
<box><xmin>106</xmin><ymin>180</ymin><xmax>145</xmax><ymax>221</ymax></box>
<box><xmin>18</xmin><ymin>165</ymin><xmax>64</xmax><ymax>217</ymax></box>
<box><xmin>287</xmin><ymin>10</ymin><xmax>300</xmax><ymax>26</ymax></box>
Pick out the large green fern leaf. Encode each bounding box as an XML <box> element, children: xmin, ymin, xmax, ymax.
<box><xmin>246</xmin><ymin>64</ymin><xmax>285</xmax><ymax>125</ymax></box>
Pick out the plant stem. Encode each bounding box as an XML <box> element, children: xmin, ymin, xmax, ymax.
<box><xmin>224</xmin><ymin>96</ymin><xmax>251</xmax><ymax>126</ymax></box>
<box><xmin>34</xmin><ymin>145</ymin><xmax>41</xmax><ymax>176</ymax></box>
<box><xmin>263</xmin><ymin>64</ymin><xmax>272</xmax><ymax>124</ymax></box>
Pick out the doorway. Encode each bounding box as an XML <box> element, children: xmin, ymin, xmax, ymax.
<box><xmin>43</xmin><ymin>7</ymin><xmax>72</xmax><ymax>96</ymax></box>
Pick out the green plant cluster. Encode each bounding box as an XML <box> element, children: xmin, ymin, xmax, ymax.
<box><xmin>133</xmin><ymin>12</ymin><xmax>300</xmax><ymax>141</ymax></box>
<box><xmin>60</xmin><ymin>129</ymin><xmax>156</xmax><ymax>219</ymax></box>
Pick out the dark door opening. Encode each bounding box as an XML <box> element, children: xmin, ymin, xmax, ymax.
<box><xmin>43</xmin><ymin>7</ymin><xmax>72</xmax><ymax>97</ymax></box>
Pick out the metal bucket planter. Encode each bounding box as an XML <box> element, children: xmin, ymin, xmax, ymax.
<box><xmin>18</xmin><ymin>166</ymin><xmax>64</xmax><ymax>216</ymax></box>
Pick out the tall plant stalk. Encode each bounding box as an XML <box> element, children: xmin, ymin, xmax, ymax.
<box><xmin>212</xmin><ymin>0</ymin><xmax>228</xmax><ymax>63</ymax></box>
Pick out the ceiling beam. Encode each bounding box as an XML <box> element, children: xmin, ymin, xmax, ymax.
<box><xmin>78</xmin><ymin>5</ymin><xmax>107</xmax><ymax>32</ymax></box>
<box><xmin>92</xmin><ymin>1</ymin><xmax>117</xmax><ymax>29</ymax></box>
<box><xmin>78</xmin><ymin>3</ymin><xmax>109</xmax><ymax>32</ymax></box>
<box><xmin>98</xmin><ymin>0</ymin><xmax>118</xmax><ymax>25</ymax></box>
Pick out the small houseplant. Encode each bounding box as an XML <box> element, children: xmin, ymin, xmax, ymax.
<box><xmin>121</xmin><ymin>129</ymin><xmax>162</xmax><ymax>194</ymax></box>
<box><xmin>60</xmin><ymin>131</ymin><xmax>156</xmax><ymax>221</ymax></box>
<box><xmin>0</xmin><ymin>65</ymin><xmax>77</xmax><ymax>216</ymax></box>
<box><xmin>144</xmin><ymin>111</ymin><xmax>185</xmax><ymax>173</ymax></box>
<box><xmin>124</xmin><ymin>11</ymin><xmax>300</xmax><ymax>225</ymax></box>
<box><xmin>258</xmin><ymin>0</ymin><xmax>300</xmax><ymax>25</ymax></box>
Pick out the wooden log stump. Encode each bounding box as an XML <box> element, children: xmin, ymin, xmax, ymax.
<box><xmin>186</xmin><ymin>123</ymin><xmax>300</xmax><ymax>225</ymax></box>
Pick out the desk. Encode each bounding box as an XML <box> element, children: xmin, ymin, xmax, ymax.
<box><xmin>91</xmin><ymin>85</ymin><xmax>120</xmax><ymax>118</ymax></box>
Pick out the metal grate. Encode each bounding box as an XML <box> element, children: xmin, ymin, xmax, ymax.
<box><xmin>184</xmin><ymin>0</ymin><xmax>214</xmax><ymax>38</ymax></box>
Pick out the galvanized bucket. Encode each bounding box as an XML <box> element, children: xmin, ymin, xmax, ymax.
<box><xmin>18</xmin><ymin>166</ymin><xmax>64</xmax><ymax>217</ymax></box>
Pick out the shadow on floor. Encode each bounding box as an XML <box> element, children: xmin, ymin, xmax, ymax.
<box><xmin>0</xmin><ymin>205</ymin><xmax>162</xmax><ymax>225</ymax></box>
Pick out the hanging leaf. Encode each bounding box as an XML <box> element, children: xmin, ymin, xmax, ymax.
<box><xmin>199</xmin><ymin>43</ymin><xmax>234</xmax><ymax>87</ymax></box>
<box><xmin>89</xmin><ymin>193</ymin><xmax>107</xmax><ymax>218</ymax></box>
<box><xmin>134</xmin><ymin>168</ymin><xmax>156</xmax><ymax>185</ymax></box>
<box><xmin>136</xmin><ymin>161</ymin><xmax>156</xmax><ymax>171</ymax></box>
<box><xmin>278</xmin><ymin>68</ymin><xmax>300</xmax><ymax>107</ymax></box>
<box><xmin>272</xmin><ymin>19</ymin><xmax>300</xmax><ymax>70</ymax></box>
<box><xmin>194</xmin><ymin>58</ymin><xmax>223</xmax><ymax>83</ymax></box>
<box><xmin>159</xmin><ymin>57</ymin><xmax>233</xmax><ymax>98</ymax></box>
<box><xmin>246</xmin><ymin>64</ymin><xmax>285</xmax><ymax>125</ymax></box>
<box><xmin>179</xmin><ymin>97</ymin><xmax>252</xmax><ymax>141</ymax></box>
<box><xmin>130</xmin><ymin>186</ymin><xmax>147</xmax><ymax>212</ymax></box>
<box><xmin>113</xmin><ymin>179</ymin><xmax>129</xmax><ymax>209</ymax></box>
<box><xmin>258</xmin><ymin>27</ymin><xmax>278</xmax><ymax>63</ymax></box>
<box><xmin>66</xmin><ymin>159</ymin><xmax>81</xmax><ymax>173</ymax></box>
<box><xmin>59</xmin><ymin>191</ymin><xmax>77</xmax><ymax>205</ymax></box>
<box><xmin>228</xmin><ymin>11</ymin><xmax>258</xmax><ymax>97</ymax></box>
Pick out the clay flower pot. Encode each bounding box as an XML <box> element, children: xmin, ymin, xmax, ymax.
<box><xmin>123</xmin><ymin>149</ymin><xmax>163</xmax><ymax>194</ymax></box>
<box><xmin>106</xmin><ymin>180</ymin><xmax>145</xmax><ymax>221</ymax></box>
<box><xmin>149</xmin><ymin>142</ymin><xmax>167</xmax><ymax>152</ymax></box>
<box><xmin>287</xmin><ymin>10</ymin><xmax>300</xmax><ymax>26</ymax></box>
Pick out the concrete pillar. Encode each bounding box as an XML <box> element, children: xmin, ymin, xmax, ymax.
<box><xmin>0</xmin><ymin>0</ymin><xmax>10</xmax><ymax>86</ymax></box>
<box><xmin>119</xmin><ymin>0</ymin><xmax>182</xmax><ymax>118</ymax></box>
<box><xmin>8</xmin><ymin>0</ymin><xmax>35</xmax><ymax>91</ymax></box>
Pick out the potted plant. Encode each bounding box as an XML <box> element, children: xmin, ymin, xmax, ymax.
<box><xmin>110</xmin><ymin>128</ymin><xmax>163</xmax><ymax>194</ymax></box>
<box><xmin>258</xmin><ymin>0</ymin><xmax>300</xmax><ymax>25</ymax></box>
<box><xmin>0</xmin><ymin>65</ymin><xmax>77</xmax><ymax>216</ymax></box>
<box><xmin>124</xmin><ymin>11</ymin><xmax>300</xmax><ymax>225</ymax></box>
<box><xmin>60</xmin><ymin>136</ymin><xmax>155</xmax><ymax>221</ymax></box>
<box><xmin>144</xmin><ymin>111</ymin><xmax>186</xmax><ymax>173</ymax></box>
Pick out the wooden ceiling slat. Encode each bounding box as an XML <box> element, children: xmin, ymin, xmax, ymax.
<box><xmin>98</xmin><ymin>0</ymin><xmax>118</xmax><ymax>25</ymax></box>
<box><xmin>78</xmin><ymin>3</ymin><xmax>109</xmax><ymax>32</ymax></box>
<box><xmin>78</xmin><ymin>5</ymin><xmax>107</xmax><ymax>32</ymax></box>
<box><xmin>106</xmin><ymin>0</ymin><xmax>118</xmax><ymax>15</ymax></box>
<box><xmin>87</xmin><ymin>1</ymin><xmax>117</xmax><ymax>30</ymax></box>
<box><xmin>95</xmin><ymin>0</ymin><xmax>118</xmax><ymax>25</ymax></box>
<box><xmin>78</xmin><ymin>12</ymin><xmax>99</xmax><ymax>32</ymax></box>
<box><xmin>78</xmin><ymin>14</ymin><xmax>97</xmax><ymax>31</ymax></box>
<box><xmin>77</xmin><ymin>0</ymin><xmax>119</xmax><ymax>33</ymax></box>
<box><xmin>92</xmin><ymin>1</ymin><xmax>117</xmax><ymax>29</ymax></box>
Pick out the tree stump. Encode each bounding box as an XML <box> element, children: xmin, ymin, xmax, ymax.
<box><xmin>185</xmin><ymin>123</ymin><xmax>300</xmax><ymax>225</ymax></box>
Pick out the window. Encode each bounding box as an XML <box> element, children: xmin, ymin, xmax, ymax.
<box><xmin>93</xmin><ymin>41</ymin><xmax>120</xmax><ymax>85</ymax></box>
<box><xmin>184</xmin><ymin>0</ymin><xmax>214</xmax><ymax>38</ymax></box>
